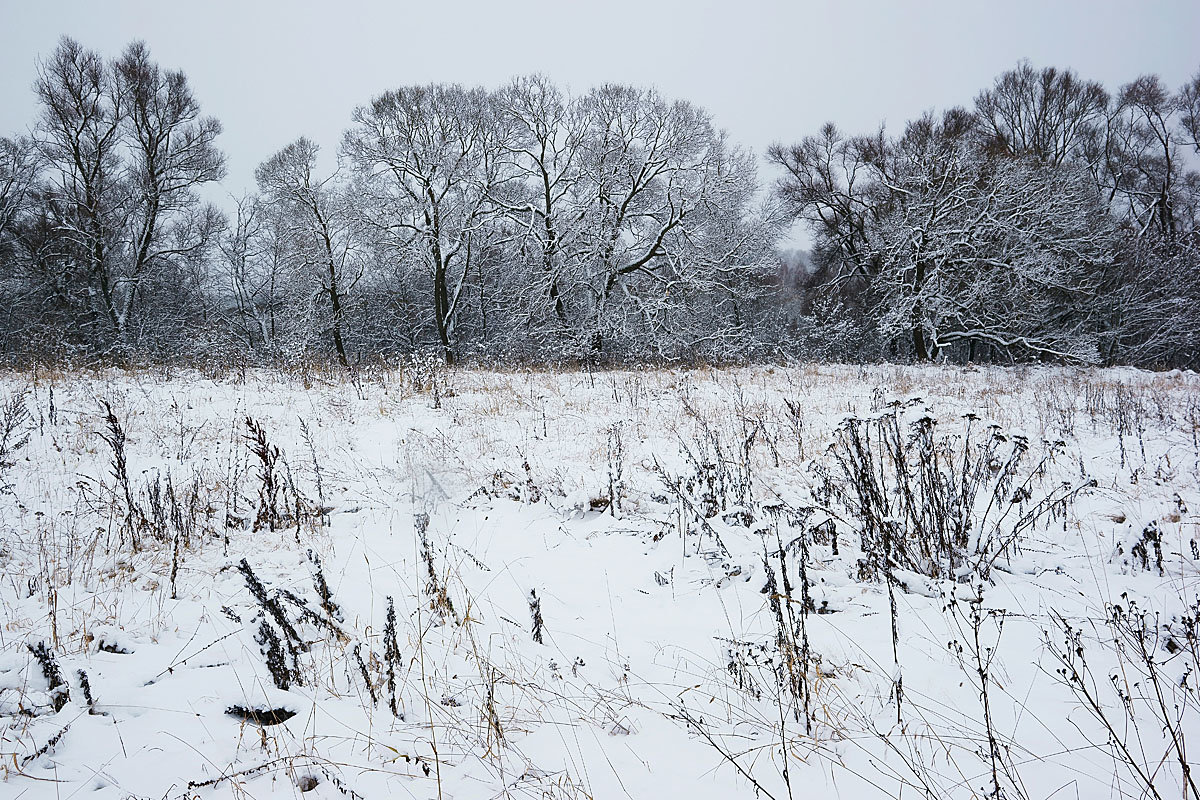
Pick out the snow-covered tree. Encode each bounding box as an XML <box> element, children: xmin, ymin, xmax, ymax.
<box><xmin>773</xmin><ymin>106</ymin><xmax>1114</xmax><ymax>363</ymax></box>
<box><xmin>490</xmin><ymin>74</ymin><xmax>589</xmax><ymax>343</ymax></box>
<box><xmin>256</xmin><ymin>138</ymin><xmax>361</xmax><ymax>365</ymax></box>
<box><xmin>571</xmin><ymin>85</ymin><xmax>765</xmax><ymax>357</ymax></box>
<box><xmin>343</xmin><ymin>85</ymin><xmax>510</xmax><ymax>364</ymax></box>
<box><xmin>16</xmin><ymin>37</ymin><xmax>224</xmax><ymax>356</ymax></box>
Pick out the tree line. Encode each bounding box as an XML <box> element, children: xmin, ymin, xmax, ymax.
<box><xmin>0</xmin><ymin>38</ymin><xmax>1197</xmax><ymax>369</ymax></box>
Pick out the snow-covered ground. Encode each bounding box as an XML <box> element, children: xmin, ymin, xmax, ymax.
<box><xmin>1</xmin><ymin>363</ymin><xmax>1197</xmax><ymax>799</ymax></box>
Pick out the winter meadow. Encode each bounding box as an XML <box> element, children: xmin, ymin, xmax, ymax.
<box><xmin>1</xmin><ymin>21</ymin><xmax>1200</xmax><ymax>800</ymax></box>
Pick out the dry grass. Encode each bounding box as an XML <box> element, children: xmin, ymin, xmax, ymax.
<box><xmin>0</xmin><ymin>362</ymin><xmax>1197</xmax><ymax>797</ymax></box>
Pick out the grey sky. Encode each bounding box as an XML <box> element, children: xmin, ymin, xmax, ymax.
<box><xmin>2</xmin><ymin>0</ymin><xmax>1198</xmax><ymax>207</ymax></box>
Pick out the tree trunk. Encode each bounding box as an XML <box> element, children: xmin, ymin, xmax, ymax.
<box><xmin>327</xmin><ymin>260</ymin><xmax>348</xmax><ymax>368</ymax></box>
<box><xmin>433</xmin><ymin>257</ymin><xmax>454</xmax><ymax>365</ymax></box>
<box><xmin>313</xmin><ymin>203</ymin><xmax>349</xmax><ymax>367</ymax></box>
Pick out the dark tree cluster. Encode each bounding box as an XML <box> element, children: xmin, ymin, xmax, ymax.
<box><xmin>0</xmin><ymin>39</ymin><xmax>224</xmax><ymax>362</ymax></box>
<box><xmin>771</xmin><ymin>61</ymin><xmax>1200</xmax><ymax>368</ymax></box>
<box><xmin>1</xmin><ymin>39</ymin><xmax>1197</xmax><ymax>369</ymax></box>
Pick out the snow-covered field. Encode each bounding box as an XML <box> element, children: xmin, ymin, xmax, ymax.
<box><xmin>1</xmin><ymin>363</ymin><xmax>1198</xmax><ymax>799</ymax></box>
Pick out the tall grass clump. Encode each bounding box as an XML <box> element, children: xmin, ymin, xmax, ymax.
<box><xmin>824</xmin><ymin>405</ymin><xmax>1094</xmax><ymax>581</ymax></box>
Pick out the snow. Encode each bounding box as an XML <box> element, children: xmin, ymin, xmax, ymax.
<box><xmin>0</xmin><ymin>363</ymin><xmax>1197</xmax><ymax>798</ymax></box>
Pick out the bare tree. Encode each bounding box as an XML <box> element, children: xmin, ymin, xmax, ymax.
<box><xmin>774</xmin><ymin>104</ymin><xmax>1113</xmax><ymax>363</ymax></box>
<box><xmin>1105</xmin><ymin>75</ymin><xmax>1186</xmax><ymax>238</ymax></box>
<box><xmin>0</xmin><ymin>137</ymin><xmax>41</xmax><ymax>348</ymax></box>
<box><xmin>767</xmin><ymin>123</ymin><xmax>878</xmax><ymax>281</ymax></box>
<box><xmin>32</xmin><ymin>37</ymin><xmax>126</xmax><ymax>347</ymax></box>
<box><xmin>344</xmin><ymin>85</ymin><xmax>510</xmax><ymax>364</ymax></box>
<box><xmin>256</xmin><ymin>138</ymin><xmax>359</xmax><ymax>366</ymax></box>
<box><xmin>1099</xmin><ymin>234</ymin><xmax>1200</xmax><ymax>367</ymax></box>
<box><xmin>0</xmin><ymin>137</ymin><xmax>38</xmax><ymax>244</ymax></box>
<box><xmin>1088</xmin><ymin>69</ymin><xmax>1200</xmax><ymax>367</ymax></box>
<box><xmin>571</xmin><ymin>85</ymin><xmax>771</xmax><ymax>357</ymax></box>
<box><xmin>973</xmin><ymin>61</ymin><xmax>1108</xmax><ymax>167</ymax></box>
<box><xmin>218</xmin><ymin>193</ymin><xmax>280</xmax><ymax>357</ymax></box>
<box><xmin>1180</xmin><ymin>68</ymin><xmax>1200</xmax><ymax>154</ymax></box>
<box><xmin>114</xmin><ymin>41</ymin><xmax>225</xmax><ymax>329</ymax></box>
<box><xmin>492</xmin><ymin>75</ymin><xmax>589</xmax><ymax>337</ymax></box>
<box><xmin>27</xmin><ymin>37</ymin><xmax>224</xmax><ymax>355</ymax></box>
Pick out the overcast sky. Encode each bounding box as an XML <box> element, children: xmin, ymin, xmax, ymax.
<box><xmin>2</xmin><ymin>0</ymin><xmax>1198</xmax><ymax>206</ymax></box>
